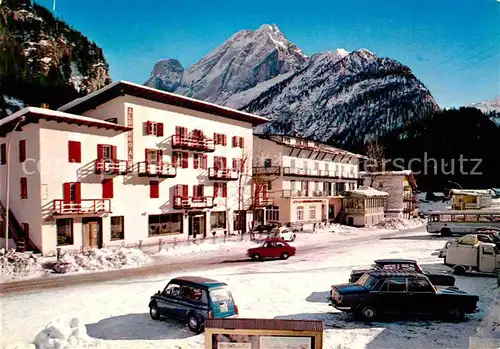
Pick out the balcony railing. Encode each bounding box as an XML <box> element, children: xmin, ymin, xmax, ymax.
<box><xmin>345</xmin><ymin>208</ymin><xmax>365</xmax><ymax>214</ymax></box>
<box><xmin>173</xmin><ymin>196</ymin><xmax>215</xmax><ymax>209</ymax></box>
<box><xmin>171</xmin><ymin>134</ymin><xmax>215</xmax><ymax>152</ymax></box>
<box><xmin>282</xmin><ymin>190</ymin><xmax>309</xmax><ymax>198</ymax></box>
<box><xmin>252</xmin><ymin>197</ymin><xmax>274</xmax><ymax>207</ymax></box>
<box><xmin>137</xmin><ymin>161</ymin><xmax>177</xmax><ymax>178</ymax></box>
<box><xmin>282</xmin><ymin>167</ymin><xmax>358</xmax><ymax>179</ymax></box>
<box><xmin>311</xmin><ymin>190</ymin><xmax>325</xmax><ymax>197</ymax></box>
<box><xmin>253</xmin><ymin>166</ymin><xmax>281</xmax><ymax>176</ymax></box>
<box><xmin>95</xmin><ymin>159</ymin><xmax>130</xmax><ymax>175</ymax></box>
<box><xmin>53</xmin><ymin>199</ymin><xmax>111</xmax><ymax>215</ymax></box>
<box><xmin>208</xmin><ymin>168</ymin><xmax>239</xmax><ymax>180</ymax></box>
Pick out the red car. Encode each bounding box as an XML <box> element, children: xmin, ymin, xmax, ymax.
<box><xmin>247</xmin><ymin>237</ymin><xmax>296</xmax><ymax>261</ymax></box>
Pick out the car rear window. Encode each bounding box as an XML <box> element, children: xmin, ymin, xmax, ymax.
<box><xmin>209</xmin><ymin>287</ymin><xmax>233</xmax><ymax>302</ymax></box>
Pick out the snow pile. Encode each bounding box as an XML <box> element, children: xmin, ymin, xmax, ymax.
<box><xmin>373</xmin><ymin>217</ymin><xmax>426</xmax><ymax>230</ymax></box>
<box><xmin>32</xmin><ymin>318</ymin><xmax>104</xmax><ymax>349</ymax></box>
<box><xmin>1</xmin><ymin>249</ymin><xmax>42</xmax><ymax>279</ymax></box>
<box><xmin>52</xmin><ymin>247</ymin><xmax>149</xmax><ymax>274</ymax></box>
<box><xmin>470</xmin><ymin>286</ymin><xmax>500</xmax><ymax>348</ymax></box>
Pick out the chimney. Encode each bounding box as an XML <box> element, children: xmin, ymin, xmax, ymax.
<box><xmin>40</xmin><ymin>103</ymin><xmax>49</xmax><ymax>109</ymax></box>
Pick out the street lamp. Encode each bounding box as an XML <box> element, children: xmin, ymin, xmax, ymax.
<box><xmin>4</xmin><ymin>115</ymin><xmax>26</xmax><ymax>251</ymax></box>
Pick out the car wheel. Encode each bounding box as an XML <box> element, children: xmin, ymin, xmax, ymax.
<box><xmin>252</xmin><ymin>253</ymin><xmax>261</xmax><ymax>261</ymax></box>
<box><xmin>149</xmin><ymin>303</ymin><xmax>160</xmax><ymax>320</ymax></box>
<box><xmin>357</xmin><ymin>305</ymin><xmax>377</xmax><ymax>322</ymax></box>
<box><xmin>453</xmin><ymin>265</ymin><xmax>466</xmax><ymax>275</ymax></box>
<box><xmin>447</xmin><ymin>308</ymin><xmax>465</xmax><ymax>322</ymax></box>
<box><xmin>187</xmin><ymin>314</ymin><xmax>203</xmax><ymax>333</ymax></box>
<box><xmin>281</xmin><ymin>252</ymin><xmax>289</xmax><ymax>260</ymax></box>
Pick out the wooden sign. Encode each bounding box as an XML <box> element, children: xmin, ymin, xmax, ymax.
<box><xmin>127</xmin><ymin>107</ymin><xmax>134</xmax><ymax>167</ymax></box>
<box><xmin>205</xmin><ymin>318</ymin><xmax>323</xmax><ymax>349</ymax></box>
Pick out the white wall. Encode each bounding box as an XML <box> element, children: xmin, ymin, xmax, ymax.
<box><xmin>364</xmin><ymin>175</ymin><xmax>404</xmax><ymax>213</ymax></box>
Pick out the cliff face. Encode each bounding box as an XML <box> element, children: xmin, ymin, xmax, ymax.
<box><xmin>0</xmin><ymin>1</ymin><xmax>111</xmax><ymax>116</ymax></box>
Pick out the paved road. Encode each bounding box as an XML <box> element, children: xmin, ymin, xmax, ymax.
<box><xmin>0</xmin><ymin>227</ymin><xmax>427</xmax><ymax>296</ymax></box>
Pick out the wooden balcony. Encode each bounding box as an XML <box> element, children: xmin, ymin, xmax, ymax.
<box><xmin>137</xmin><ymin>161</ymin><xmax>177</xmax><ymax>178</ymax></box>
<box><xmin>282</xmin><ymin>190</ymin><xmax>309</xmax><ymax>198</ymax></box>
<box><xmin>253</xmin><ymin>166</ymin><xmax>281</xmax><ymax>176</ymax></box>
<box><xmin>53</xmin><ymin>199</ymin><xmax>111</xmax><ymax>215</ymax></box>
<box><xmin>173</xmin><ymin>196</ymin><xmax>215</xmax><ymax>209</ymax></box>
<box><xmin>282</xmin><ymin>167</ymin><xmax>358</xmax><ymax>179</ymax></box>
<box><xmin>171</xmin><ymin>134</ymin><xmax>215</xmax><ymax>152</ymax></box>
<box><xmin>252</xmin><ymin>197</ymin><xmax>274</xmax><ymax>207</ymax></box>
<box><xmin>208</xmin><ymin>168</ymin><xmax>239</xmax><ymax>180</ymax></box>
<box><xmin>95</xmin><ymin>159</ymin><xmax>130</xmax><ymax>175</ymax></box>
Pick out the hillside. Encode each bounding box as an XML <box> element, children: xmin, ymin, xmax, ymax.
<box><xmin>0</xmin><ymin>0</ymin><xmax>111</xmax><ymax>116</ymax></box>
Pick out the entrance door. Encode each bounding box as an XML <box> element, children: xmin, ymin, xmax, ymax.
<box><xmin>82</xmin><ymin>218</ymin><xmax>102</xmax><ymax>248</ymax></box>
<box><xmin>233</xmin><ymin>210</ymin><xmax>247</xmax><ymax>233</ymax></box>
<box><xmin>321</xmin><ymin>204</ymin><xmax>327</xmax><ymax>221</ymax></box>
<box><xmin>479</xmin><ymin>245</ymin><xmax>496</xmax><ymax>273</ymax></box>
<box><xmin>189</xmin><ymin>213</ymin><xmax>206</xmax><ymax>238</ymax></box>
<box><xmin>328</xmin><ymin>204</ymin><xmax>335</xmax><ymax>220</ymax></box>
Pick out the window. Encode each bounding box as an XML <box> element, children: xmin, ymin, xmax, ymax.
<box><xmin>232</xmin><ymin>136</ymin><xmax>244</xmax><ymax>148</ymax></box>
<box><xmin>309</xmin><ymin>206</ymin><xmax>316</xmax><ymax>220</ymax></box>
<box><xmin>193</xmin><ymin>154</ymin><xmax>208</xmax><ymax>169</ymax></box>
<box><xmin>214</xmin><ymin>183</ymin><xmax>227</xmax><ymax>198</ymax></box>
<box><xmin>407</xmin><ymin>278</ymin><xmax>434</xmax><ymax>293</ymax></box>
<box><xmin>275</xmin><ymin>242</ymin><xmax>286</xmax><ymax>247</ymax></box>
<box><xmin>214</xmin><ymin>156</ymin><xmax>227</xmax><ymax>169</ymax></box>
<box><xmin>297</xmin><ymin>206</ymin><xmax>304</xmax><ymax>221</ymax></box>
<box><xmin>193</xmin><ymin>184</ymin><xmax>204</xmax><ymax>197</ymax></box>
<box><xmin>56</xmin><ymin>218</ymin><xmax>73</xmax><ymax>246</ymax></box>
<box><xmin>0</xmin><ymin>143</ymin><xmax>5</xmax><ymax>164</ymax></box>
<box><xmin>214</xmin><ymin>133</ymin><xmax>227</xmax><ymax>146</ymax></box>
<box><xmin>146</xmin><ymin>149</ymin><xmax>160</xmax><ymax>163</ymax></box>
<box><xmin>172</xmin><ymin>152</ymin><xmax>188</xmax><ymax>168</ymax></box>
<box><xmin>145</xmin><ymin>121</ymin><xmax>164</xmax><ymax>136</ymax></box>
<box><xmin>97</xmin><ymin>144</ymin><xmax>117</xmax><ymax>160</ymax></box>
<box><xmin>20</xmin><ymin>177</ymin><xmax>27</xmax><ymax>199</ymax></box>
<box><xmin>211</xmin><ymin>211</ymin><xmax>226</xmax><ymax>229</ymax></box>
<box><xmin>63</xmin><ymin>182</ymin><xmax>81</xmax><ymax>202</ymax></box>
<box><xmin>335</xmin><ymin>182</ymin><xmax>345</xmax><ymax>194</ymax></box>
<box><xmin>381</xmin><ymin>278</ymin><xmax>407</xmax><ymax>292</ymax></box>
<box><xmin>180</xmin><ymin>285</ymin><xmax>205</xmax><ymax>302</ymax></box>
<box><xmin>232</xmin><ymin>158</ymin><xmax>242</xmax><ymax>171</ymax></box>
<box><xmin>264</xmin><ymin>159</ymin><xmax>272</xmax><ymax>167</ymax></box>
<box><xmin>400</xmin><ymin>263</ymin><xmax>417</xmax><ymax>271</ymax></box>
<box><xmin>19</xmin><ymin>140</ymin><xmax>26</xmax><ymax>162</ymax></box>
<box><xmin>150</xmin><ymin>180</ymin><xmax>159</xmax><ymax>198</ymax></box>
<box><xmin>68</xmin><ymin>141</ymin><xmax>81</xmax><ymax>163</ymax></box>
<box><xmin>267</xmin><ymin>206</ymin><xmax>280</xmax><ymax>221</ymax></box>
<box><xmin>102</xmin><ymin>179</ymin><xmax>113</xmax><ymax>199</ymax></box>
<box><xmin>483</xmin><ymin>246</ymin><xmax>495</xmax><ymax>255</ymax></box>
<box><xmin>267</xmin><ymin>181</ymin><xmax>272</xmax><ymax>190</ymax></box>
<box><xmin>148</xmin><ymin>213</ymin><xmax>183</xmax><ymax>236</ymax></box>
<box><xmin>163</xmin><ymin>283</ymin><xmax>181</xmax><ymax>297</ymax></box>
<box><xmin>110</xmin><ymin>216</ymin><xmax>124</xmax><ymax>240</ymax></box>
<box><xmin>381</xmin><ymin>264</ymin><xmax>399</xmax><ymax>270</ymax></box>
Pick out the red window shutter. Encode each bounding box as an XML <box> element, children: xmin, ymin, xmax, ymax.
<box><xmin>262</xmin><ymin>185</ymin><xmax>268</xmax><ymax>198</ymax></box>
<box><xmin>193</xmin><ymin>155</ymin><xmax>199</xmax><ymax>169</ymax></box>
<box><xmin>214</xmin><ymin>183</ymin><xmax>219</xmax><ymax>197</ymax></box>
<box><xmin>222</xmin><ymin>183</ymin><xmax>227</xmax><ymax>197</ymax></box>
<box><xmin>175</xmin><ymin>126</ymin><xmax>182</xmax><ymax>135</ymax></box>
<box><xmin>157</xmin><ymin>149</ymin><xmax>163</xmax><ymax>163</ymax></box>
<box><xmin>174</xmin><ymin>184</ymin><xmax>180</xmax><ymax>196</ymax></box>
<box><xmin>172</xmin><ymin>152</ymin><xmax>178</xmax><ymax>167</ymax></box>
<box><xmin>68</xmin><ymin>141</ymin><xmax>82</xmax><ymax>163</ymax></box>
<box><xmin>202</xmin><ymin>155</ymin><xmax>208</xmax><ymax>169</ymax></box>
<box><xmin>102</xmin><ymin>179</ymin><xmax>114</xmax><ymax>199</ymax></box>
<box><xmin>20</xmin><ymin>177</ymin><xmax>27</xmax><ymax>199</ymax></box>
<box><xmin>0</xmin><ymin>144</ymin><xmax>6</xmax><ymax>164</ymax></box>
<box><xmin>63</xmin><ymin>183</ymin><xmax>71</xmax><ymax>203</ymax></box>
<box><xmin>145</xmin><ymin>148</ymin><xmax>149</xmax><ymax>162</ymax></box>
<box><xmin>213</xmin><ymin>133</ymin><xmax>217</xmax><ymax>144</ymax></box>
<box><xmin>232</xmin><ymin>159</ymin><xmax>237</xmax><ymax>170</ymax></box>
<box><xmin>182</xmin><ymin>184</ymin><xmax>188</xmax><ymax>197</ymax></box>
<box><xmin>75</xmin><ymin>182</ymin><xmax>82</xmax><ymax>203</ymax></box>
<box><xmin>157</xmin><ymin>123</ymin><xmax>164</xmax><ymax>137</ymax></box>
<box><xmin>182</xmin><ymin>152</ymin><xmax>188</xmax><ymax>168</ymax></box>
<box><xmin>97</xmin><ymin>144</ymin><xmax>104</xmax><ymax>159</ymax></box>
<box><xmin>222</xmin><ymin>134</ymin><xmax>227</xmax><ymax>146</ymax></box>
<box><xmin>232</xmin><ymin>136</ymin><xmax>237</xmax><ymax>147</ymax></box>
<box><xmin>146</xmin><ymin>121</ymin><xmax>152</xmax><ymax>135</ymax></box>
<box><xmin>200</xmin><ymin>185</ymin><xmax>204</xmax><ymax>197</ymax></box>
<box><xmin>19</xmin><ymin>140</ymin><xmax>26</xmax><ymax>162</ymax></box>
<box><xmin>222</xmin><ymin>157</ymin><xmax>227</xmax><ymax>169</ymax></box>
<box><xmin>240</xmin><ymin>137</ymin><xmax>245</xmax><ymax>149</ymax></box>
<box><xmin>192</xmin><ymin>185</ymin><xmax>197</xmax><ymax>198</ymax></box>
<box><xmin>150</xmin><ymin>181</ymin><xmax>159</xmax><ymax>198</ymax></box>
<box><xmin>111</xmin><ymin>146</ymin><xmax>117</xmax><ymax>160</ymax></box>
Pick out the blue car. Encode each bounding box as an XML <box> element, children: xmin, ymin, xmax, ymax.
<box><xmin>149</xmin><ymin>276</ymin><xmax>238</xmax><ymax>333</ymax></box>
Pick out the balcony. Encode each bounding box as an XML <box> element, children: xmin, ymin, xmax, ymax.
<box><xmin>95</xmin><ymin>159</ymin><xmax>130</xmax><ymax>175</ymax></box>
<box><xmin>252</xmin><ymin>197</ymin><xmax>274</xmax><ymax>207</ymax></box>
<box><xmin>173</xmin><ymin>196</ymin><xmax>215</xmax><ymax>209</ymax></box>
<box><xmin>137</xmin><ymin>161</ymin><xmax>176</xmax><ymax>178</ymax></box>
<box><xmin>208</xmin><ymin>168</ymin><xmax>239</xmax><ymax>181</ymax></box>
<box><xmin>282</xmin><ymin>167</ymin><xmax>359</xmax><ymax>179</ymax></box>
<box><xmin>253</xmin><ymin>166</ymin><xmax>281</xmax><ymax>176</ymax></box>
<box><xmin>311</xmin><ymin>190</ymin><xmax>325</xmax><ymax>197</ymax></box>
<box><xmin>282</xmin><ymin>190</ymin><xmax>309</xmax><ymax>198</ymax></box>
<box><xmin>53</xmin><ymin>199</ymin><xmax>111</xmax><ymax>215</ymax></box>
<box><xmin>171</xmin><ymin>134</ymin><xmax>215</xmax><ymax>152</ymax></box>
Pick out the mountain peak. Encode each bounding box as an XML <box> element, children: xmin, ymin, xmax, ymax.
<box><xmin>257</xmin><ymin>23</ymin><xmax>281</xmax><ymax>34</ymax></box>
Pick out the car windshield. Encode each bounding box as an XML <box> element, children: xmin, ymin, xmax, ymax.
<box><xmin>356</xmin><ymin>274</ymin><xmax>378</xmax><ymax>290</ymax></box>
<box><xmin>209</xmin><ymin>287</ymin><xmax>233</xmax><ymax>302</ymax></box>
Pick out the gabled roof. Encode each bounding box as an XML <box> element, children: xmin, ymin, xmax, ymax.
<box><xmin>58</xmin><ymin>80</ymin><xmax>269</xmax><ymax>126</ymax></box>
<box><xmin>346</xmin><ymin>186</ymin><xmax>389</xmax><ymax>197</ymax></box>
<box><xmin>0</xmin><ymin>107</ymin><xmax>132</xmax><ymax>136</ymax></box>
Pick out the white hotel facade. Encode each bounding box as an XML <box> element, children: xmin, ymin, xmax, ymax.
<box><xmin>0</xmin><ymin>81</ymin><xmax>267</xmax><ymax>255</ymax></box>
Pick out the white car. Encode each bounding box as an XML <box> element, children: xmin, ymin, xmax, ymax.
<box><xmin>271</xmin><ymin>227</ymin><xmax>296</xmax><ymax>242</ymax></box>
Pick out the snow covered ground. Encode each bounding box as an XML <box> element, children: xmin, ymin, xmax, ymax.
<box><xmin>1</xmin><ymin>226</ymin><xmax>495</xmax><ymax>349</ymax></box>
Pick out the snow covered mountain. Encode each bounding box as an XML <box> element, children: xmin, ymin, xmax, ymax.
<box><xmin>145</xmin><ymin>24</ymin><xmax>439</xmax><ymax>147</ymax></box>
<box><xmin>471</xmin><ymin>97</ymin><xmax>500</xmax><ymax>126</ymax></box>
<box><xmin>1</xmin><ymin>1</ymin><xmax>111</xmax><ymax>116</ymax></box>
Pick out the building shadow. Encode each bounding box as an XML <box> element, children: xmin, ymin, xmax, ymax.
<box><xmin>86</xmin><ymin>313</ymin><xmax>194</xmax><ymax>340</ymax></box>
<box><xmin>77</xmin><ymin>161</ymin><xmax>101</xmax><ymax>183</ymax></box>
<box><xmin>157</xmin><ymin>137</ymin><xmax>173</xmax><ymax>149</ymax></box>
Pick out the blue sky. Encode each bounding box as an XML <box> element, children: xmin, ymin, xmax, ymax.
<box><xmin>35</xmin><ymin>0</ymin><xmax>499</xmax><ymax>108</ymax></box>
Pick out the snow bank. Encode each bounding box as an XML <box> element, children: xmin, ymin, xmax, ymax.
<box><xmin>470</xmin><ymin>285</ymin><xmax>500</xmax><ymax>348</ymax></box>
<box><xmin>32</xmin><ymin>318</ymin><xmax>105</xmax><ymax>349</ymax></box>
<box><xmin>51</xmin><ymin>247</ymin><xmax>149</xmax><ymax>274</ymax></box>
<box><xmin>1</xmin><ymin>249</ymin><xmax>43</xmax><ymax>279</ymax></box>
<box><xmin>372</xmin><ymin>217</ymin><xmax>426</xmax><ymax>230</ymax></box>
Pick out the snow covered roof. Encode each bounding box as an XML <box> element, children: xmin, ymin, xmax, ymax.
<box><xmin>360</xmin><ymin>170</ymin><xmax>412</xmax><ymax>176</ymax></box>
<box><xmin>57</xmin><ymin>80</ymin><xmax>269</xmax><ymax>126</ymax></box>
<box><xmin>346</xmin><ymin>186</ymin><xmax>389</xmax><ymax>197</ymax></box>
<box><xmin>0</xmin><ymin>107</ymin><xmax>132</xmax><ymax>136</ymax></box>
<box><xmin>450</xmin><ymin>189</ymin><xmax>493</xmax><ymax>196</ymax></box>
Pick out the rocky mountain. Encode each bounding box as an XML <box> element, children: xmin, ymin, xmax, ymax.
<box><xmin>471</xmin><ymin>97</ymin><xmax>500</xmax><ymax>126</ymax></box>
<box><xmin>0</xmin><ymin>0</ymin><xmax>111</xmax><ymax>116</ymax></box>
<box><xmin>145</xmin><ymin>24</ymin><xmax>439</xmax><ymax>148</ymax></box>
